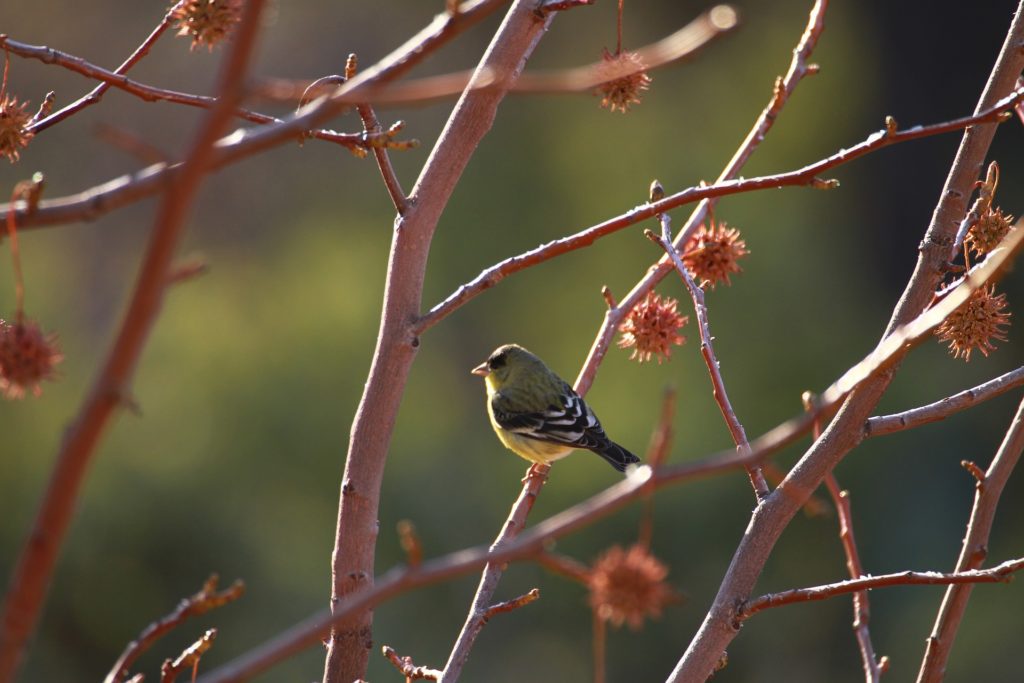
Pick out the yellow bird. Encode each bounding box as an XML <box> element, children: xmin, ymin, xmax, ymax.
<box><xmin>471</xmin><ymin>344</ymin><xmax>640</xmax><ymax>473</ymax></box>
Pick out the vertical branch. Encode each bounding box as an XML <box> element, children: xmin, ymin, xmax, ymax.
<box><xmin>322</xmin><ymin>3</ymin><xmax>556</xmax><ymax>681</ymax></box>
<box><xmin>916</xmin><ymin>395</ymin><xmax>1024</xmax><ymax>683</ymax></box>
<box><xmin>0</xmin><ymin>3</ymin><xmax>267</xmax><ymax>680</ymax></box>
<box><xmin>667</xmin><ymin>3</ymin><xmax>1024</xmax><ymax>680</ymax></box>
<box><xmin>807</xmin><ymin>392</ymin><xmax>884</xmax><ymax>682</ymax></box>
<box><xmin>648</xmin><ymin>215</ymin><xmax>768</xmax><ymax>500</ymax></box>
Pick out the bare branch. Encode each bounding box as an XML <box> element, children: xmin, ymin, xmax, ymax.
<box><xmin>105</xmin><ymin>576</ymin><xmax>244</xmax><ymax>683</ymax></box>
<box><xmin>382</xmin><ymin>645</ymin><xmax>442</xmax><ymax>681</ymax></box>
<box><xmin>484</xmin><ymin>588</ymin><xmax>540</xmax><ymax>620</ymax></box>
<box><xmin>647</xmin><ymin>215</ymin><xmax>768</xmax><ymax>501</ymax></box>
<box><xmin>0</xmin><ymin>3</ymin><xmax>268</xmax><ymax>678</ymax></box>
<box><xmin>917</xmin><ymin>394</ymin><xmax>1024</xmax><ymax>682</ymax></box>
<box><xmin>160</xmin><ymin>629</ymin><xmax>217</xmax><ymax>683</ymax></box>
<box><xmin>738</xmin><ymin>557</ymin><xmax>1024</xmax><ymax>621</ymax></box>
<box><xmin>29</xmin><ymin>2</ymin><xmax>182</xmax><ymax>133</ymax></box>
<box><xmin>439</xmin><ymin>465</ymin><xmax>549</xmax><ymax>683</ymax></box>
<box><xmin>0</xmin><ymin>34</ymin><xmax>398</xmax><ymax>153</ymax></box>
<box><xmin>865</xmin><ymin>365</ymin><xmax>1024</xmax><ymax>437</ymax></box>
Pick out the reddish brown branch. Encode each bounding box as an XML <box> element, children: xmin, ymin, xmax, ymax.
<box><xmin>865</xmin><ymin>365</ymin><xmax>1024</xmax><ymax>437</ymax></box>
<box><xmin>382</xmin><ymin>645</ymin><xmax>442</xmax><ymax>681</ymax></box>
<box><xmin>321</xmin><ymin>2</ymin><xmax>558</xmax><ymax>679</ymax></box>
<box><xmin>105</xmin><ymin>576</ymin><xmax>244</xmax><ymax>683</ymax></box>
<box><xmin>822</xmin><ymin>478</ymin><xmax>884</xmax><ymax>681</ymax></box>
<box><xmin>0</xmin><ymin>34</ymin><xmax>397</xmax><ymax>153</ymax></box>
<box><xmin>917</xmin><ymin>394</ymin><xmax>1024</xmax><ymax>682</ymax></box>
<box><xmin>738</xmin><ymin>557</ymin><xmax>1024</xmax><ymax>621</ymax></box>
<box><xmin>647</xmin><ymin>218</ymin><xmax>768</xmax><ymax>500</ymax></box>
<box><xmin>28</xmin><ymin>3</ymin><xmax>181</xmax><ymax>133</ymax></box>
<box><xmin>160</xmin><ymin>629</ymin><xmax>217</xmax><ymax>683</ymax></box>
<box><xmin>484</xmin><ymin>588</ymin><xmax>540</xmax><ymax>620</ymax></box>
<box><xmin>438</xmin><ymin>465</ymin><xmax>550</xmax><ymax>683</ymax></box>
<box><xmin>0</xmin><ymin>3</ymin><xmax>267</xmax><ymax>680</ymax></box>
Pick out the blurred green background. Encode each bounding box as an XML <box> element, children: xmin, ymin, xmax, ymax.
<box><xmin>2</xmin><ymin>0</ymin><xmax>1024</xmax><ymax>681</ymax></box>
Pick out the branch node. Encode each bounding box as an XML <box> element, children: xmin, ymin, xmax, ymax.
<box><xmin>811</xmin><ymin>177</ymin><xmax>840</xmax><ymax>190</ymax></box>
<box><xmin>484</xmin><ymin>588</ymin><xmax>540</xmax><ymax>621</ymax></box>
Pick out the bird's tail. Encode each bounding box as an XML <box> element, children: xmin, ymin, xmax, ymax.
<box><xmin>592</xmin><ymin>441</ymin><xmax>641</xmax><ymax>473</ymax></box>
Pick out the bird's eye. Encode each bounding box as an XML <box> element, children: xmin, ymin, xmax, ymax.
<box><xmin>489</xmin><ymin>351</ymin><xmax>507</xmax><ymax>369</ymax></box>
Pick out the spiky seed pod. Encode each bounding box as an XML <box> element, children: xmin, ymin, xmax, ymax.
<box><xmin>683</xmin><ymin>221</ymin><xmax>749</xmax><ymax>289</ymax></box>
<box><xmin>171</xmin><ymin>0</ymin><xmax>243</xmax><ymax>51</ymax></box>
<box><xmin>935</xmin><ymin>285</ymin><xmax>1011</xmax><ymax>361</ymax></box>
<box><xmin>595</xmin><ymin>50</ymin><xmax>651</xmax><ymax>113</ymax></box>
<box><xmin>0</xmin><ymin>318</ymin><xmax>63</xmax><ymax>399</ymax></box>
<box><xmin>617</xmin><ymin>291</ymin><xmax>688</xmax><ymax>364</ymax></box>
<box><xmin>0</xmin><ymin>95</ymin><xmax>34</xmax><ymax>163</ymax></box>
<box><xmin>588</xmin><ymin>544</ymin><xmax>678</xmax><ymax>630</ymax></box>
<box><xmin>966</xmin><ymin>207</ymin><xmax>1015</xmax><ymax>257</ymax></box>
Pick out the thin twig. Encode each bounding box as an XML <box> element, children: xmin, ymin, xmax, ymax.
<box><xmin>483</xmin><ymin>588</ymin><xmax>540</xmax><ymax>620</ymax></box>
<box><xmin>29</xmin><ymin>2</ymin><xmax>182</xmax><ymax>133</ymax></box>
<box><xmin>0</xmin><ymin>34</ymin><xmax>397</xmax><ymax>154</ymax></box>
<box><xmin>105</xmin><ymin>576</ymin><xmax>244</xmax><ymax>683</ymax></box>
<box><xmin>738</xmin><ymin>557</ymin><xmax>1024</xmax><ymax>621</ymax></box>
<box><xmin>346</xmin><ymin>53</ymin><xmax>408</xmax><ymax>214</ymax></box>
<box><xmin>648</xmin><ymin>215</ymin><xmax>769</xmax><ymax>501</ymax></box>
<box><xmin>160</xmin><ymin>629</ymin><xmax>217</xmax><ymax>683</ymax></box>
<box><xmin>438</xmin><ymin>465</ymin><xmax>550</xmax><ymax>683</ymax></box>
<box><xmin>0</xmin><ymin>3</ymin><xmax>267</xmax><ymax>679</ymax></box>
<box><xmin>382</xmin><ymin>645</ymin><xmax>442</xmax><ymax>681</ymax></box>
<box><xmin>916</xmin><ymin>394</ymin><xmax>1024</xmax><ymax>682</ymax></box>
<box><xmin>574</xmin><ymin>0</ymin><xmax>828</xmax><ymax>395</ymax></box>
<box><xmin>865</xmin><ymin>365</ymin><xmax>1024</xmax><ymax>437</ymax></box>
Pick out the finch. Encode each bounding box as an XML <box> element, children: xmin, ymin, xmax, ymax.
<box><xmin>471</xmin><ymin>344</ymin><xmax>640</xmax><ymax>473</ymax></box>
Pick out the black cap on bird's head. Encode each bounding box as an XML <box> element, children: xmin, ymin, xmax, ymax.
<box><xmin>471</xmin><ymin>344</ymin><xmax>541</xmax><ymax>380</ymax></box>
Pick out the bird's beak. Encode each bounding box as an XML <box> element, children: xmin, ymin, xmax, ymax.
<box><xmin>470</xmin><ymin>361</ymin><xmax>490</xmax><ymax>377</ymax></box>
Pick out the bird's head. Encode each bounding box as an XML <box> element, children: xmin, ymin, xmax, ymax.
<box><xmin>471</xmin><ymin>344</ymin><xmax>545</xmax><ymax>390</ymax></box>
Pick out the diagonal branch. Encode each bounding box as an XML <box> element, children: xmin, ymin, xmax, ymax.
<box><xmin>105</xmin><ymin>576</ymin><xmax>244</xmax><ymax>683</ymax></box>
<box><xmin>0</xmin><ymin>3</ymin><xmax>268</xmax><ymax>680</ymax></box>
<box><xmin>647</xmin><ymin>216</ymin><xmax>768</xmax><ymax>500</ymax></box>
<box><xmin>28</xmin><ymin>2</ymin><xmax>182</xmax><ymax>133</ymax></box>
<box><xmin>438</xmin><ymin>466</ymin><xmax>549</xmax><ymax>683</ymax></box>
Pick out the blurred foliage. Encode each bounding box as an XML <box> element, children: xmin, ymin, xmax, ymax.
<box><xmin>2</xmin><ymin>0</ymin><xmax>1024</xmax><ymax>681</ymax></box>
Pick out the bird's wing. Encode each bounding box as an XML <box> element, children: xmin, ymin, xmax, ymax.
<box><xmin>491</xmin><ymin>384</ymin><xmax>607</xmax><ymax>449</ymax></box>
